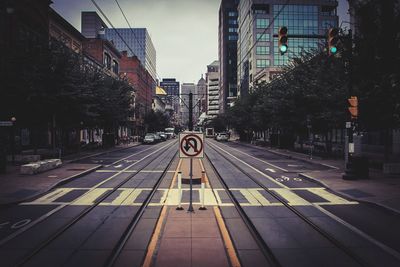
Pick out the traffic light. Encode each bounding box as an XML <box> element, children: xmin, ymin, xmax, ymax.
<box><xmin>348</xmin><ymin>96</ymin><xmax>358</xmax><ymax>119</ymax></box>
<box><xmin>278</xmin><ymin>26</ymin><xmax>288</xmax><ymax>55</ymax></box>
<box><xmin>328</xmin><ymin>28</ymin><xmax>339</xmax><ymax>56</ymax></box>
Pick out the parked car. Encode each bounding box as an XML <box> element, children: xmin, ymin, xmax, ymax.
<box><xmin>216</xmin><ymin>132</ymin><xmax>229</xmax><ymax>142</ymax></box>
<box><xmin>153</xmin><ymin>133</ymin><xmax>162</xmax><ymax>142</ymax></box>
<box><xmin>143</xmin><ymin>133</ymin><xmax>156</xmax><ymax>144</ymax></box>
<box><xmin>157</xmin><ymin>132</ymin><xmax>167</xmax><ymax>141</ymax></box>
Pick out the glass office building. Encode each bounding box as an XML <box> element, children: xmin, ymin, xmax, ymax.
<box><xmin>104</xmin><ymin>28</ymin><xmax>157</xmax><ymax>81</ymax></box>
<box><xmin>237</xmin><ymin>0</ymin><xmax>338</xmax><ymax>93</ymax></box>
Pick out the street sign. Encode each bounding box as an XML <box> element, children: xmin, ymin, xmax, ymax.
<box><xmin>0</xmin><ymin>121</ymin><xmax>13</xmax><ymax>127</ymax></box>
<box><xmin>179</xmin><ymin>133</ymin><xmax>204</xmax><ymax>158</ymax></box>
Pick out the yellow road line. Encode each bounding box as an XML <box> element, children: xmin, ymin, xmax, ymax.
<box><xmin>214</xmin><ymin>206</ymin><xmax>241</xmax><ymax>267</ymax></box>
<box><xmin>142</xmin><ymin>158</ymin><xmax>182</xmax><ymax>267</ymax></box>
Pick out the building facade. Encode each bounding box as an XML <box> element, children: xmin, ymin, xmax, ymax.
<box><xmin>206</xmin><ymin>61</ymin><xmax>220</xmax><ymax>118</ymax></box>
<box><xmin>237</xmin><ymin>0</ymin><xmax>338</xmax><ymax>93</ymax></box>
<box><xmin>104</xmin><ymin>28</ymin><xmax>157</xmax><ymax>81</ymax></box>
<box><xmin>196</xmin><ymin>75</ymin><xmax>207</xmax><ymax>116</ymax></box>
<box><xmin>81</xmin><ymin>11</ymin><xmax>107</xmax><ymax>39</ymax></box>
<box><xmin>160</xmin><ymin>78</ymin><xmax>180</xmax><ymax>115</ymax></box>
<box><xmin>120</xmin><ymin>51</ymin><xmax>154</xmax><ymax>135</ymax></box>
<box><xmin>219</xmin><ymin>0</ymin><xmax>239</xmax><ymax>113</ymax></box>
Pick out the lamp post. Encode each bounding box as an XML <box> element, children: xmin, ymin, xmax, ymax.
<box><xmin>10</xmin><ymin>117</ymin><xmax>16</xmax><ymax>164</ymax></box>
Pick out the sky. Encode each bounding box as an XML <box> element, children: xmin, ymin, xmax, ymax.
<box><xmin>52</xmin><ymin>0</ymin><xmax>349</xmax><ymax>84</ymax></box>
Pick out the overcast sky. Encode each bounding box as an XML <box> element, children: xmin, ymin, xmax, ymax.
<box><xmin>52</xmin><ymin>0</ymin><xmax>349</xmax><ymax>84</ymax></box>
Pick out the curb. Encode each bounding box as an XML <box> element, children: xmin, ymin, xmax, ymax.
<box><xmin>233</xmin><ymin>141</ymin><xmax>340</xmax><ymax>170</ymax></box>
<box><xmin>0</xmin><ymin>164</ymin><xmax>103</xmax><ymax>207</ymax></box>
<box><xmin>298</xmin><ymin>172</ymin><xmax>400</xmax><ymax>216</ymax></box>
<box><xmin>63</xmin><ymin>143</ymin><xmax>140</xmax><ymax>164</ymax></box>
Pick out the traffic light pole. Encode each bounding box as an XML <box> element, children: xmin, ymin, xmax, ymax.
<box><xmin>343</xmin><ymin>29</ymin><xmax>357</xmax><ymax>180</ymax></box>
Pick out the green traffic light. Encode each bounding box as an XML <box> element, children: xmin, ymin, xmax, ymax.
<box><xmin>330</xmin><ymin>46</ymin><xmax>337</xmax><ymax>54</ymax></box>
<box><xmin>280</xmin><ymin>45</ymin><xmax>288</xmax><ymax>53</ymax></box>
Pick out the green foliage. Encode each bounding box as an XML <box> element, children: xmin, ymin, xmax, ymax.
<box><xmin>220</xmin><ymin>50</ymin><xmax>347</xmax><ymax>141</ymax></box>
<box><xmin>144</xmin><ymin>110</ymin><xmax>170</xmax><ymax>133</ymax></box>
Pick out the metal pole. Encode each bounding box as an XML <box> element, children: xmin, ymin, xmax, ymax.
<box><xmin>343</xmin><ymin>29</ymin><xmax>356</xmax><ymax>179</ymax></box>
<box><xmin>199</xmin><ymin>171</ymin><xmax>206</xmax><ymax>210</ymax></box>
<box><xmin>188</xmin><ymin>157</ymin><xmax>194</xmax><ymax>212</ymax></box>
<box><xmin>189</xmin><ymin>92</ymin><xmax>193</xmax><ymax>131</ymax></box>
<box><xmin>176</xmin><ymin>171</ymin><xmax>183</xmax><ymax>210</ymax></box>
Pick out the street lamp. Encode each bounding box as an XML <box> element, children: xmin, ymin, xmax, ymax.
<box><xmin>10</xmin><ymin>117</ymin><xmax>16</xmax><ymax>164</ymax></box>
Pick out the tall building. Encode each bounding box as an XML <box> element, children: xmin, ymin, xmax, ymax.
<box><xmin>196</xmin><ymin>75</ymin><xmax>207</xmax><ymax>116</ymax></box>
<box><xmin>237</xmin><ymin>0</ymin><xmax>338</xmax><ymax>93</ymax></box>
<box><xmin>206</xmin><ymin>61</ymin><xmax>220</xmax><ymax>118</ymax></box>
<box><xmin>81</xmin><ymin>13</ymin><xmax>157</xmax><ymax>81</ymax></box>
<box><xmin>104</xmin><ymin>28</ymin><xmax>157</xmax><ymax>81</ymax></box>
<box><xmin>81</xmin><ymin>11</ymin><xmax>107</xmax><ymax>39</ymax></box>
<box><xmin>219</xmin><ymin>0</ymin><xmax>239</xmax><ymax>113</ymax></box>
<box><xmin>160</xmin><ymin>78</ymin><xmax>180</xmax><ymax>115</ymax></box>
<box><xmin>180</xmin><ymin>83</ymin><xmax>196</xmax><ymax>127</ymax></box>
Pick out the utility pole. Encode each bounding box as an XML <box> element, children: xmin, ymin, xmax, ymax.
<box><xmin>188</xmin><ymin>92</ymin><xmax>193</xmax><ymax>131</ymax></box>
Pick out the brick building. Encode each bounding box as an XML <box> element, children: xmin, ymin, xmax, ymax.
<box><xmin>120</xmin><ymin>51</ymin><xmax>155</xmax><ymax>135</ymax></box>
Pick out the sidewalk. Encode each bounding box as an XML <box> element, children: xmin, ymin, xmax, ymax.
<box><xmin>0</xmin><ymin>143</ymin><xmax>139</xmax><ymax>205</ymax></box>
<box><xmin>237</xmin><ymin>141</ymin><xmax>400</xmax><ymax>214</ymax></box>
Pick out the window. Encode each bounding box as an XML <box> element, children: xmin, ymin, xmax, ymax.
<box><xmin>228</xmin><ymin>11</ymin><xmax>237</xmax><ymax>17</ymax></box>
<box><xmin>256</xmin><ymin>46</ymin><xmax>270</xmax><ymax>55</ymax></box>
<box><xmin>229</xmin><ymin>19</ymin><xmax>238</xmax><ymax>25</ymax></box>
<box><xmin>256</xmin><ymin>33</ymin><xmax>270</xmax><ymax>42</ymax></box>
<box><xmin>256</xmin><ymin>18</ymin><xmax>269</xmax><ymax>29</ymax></box>
<box><xmin>104</xmin><ymin>52</ymin><xmax>111</xmax><ymax>70</ymax></box>
<box><xmin>112</xmin><ymin>60</ymin><xmax>119</xmax><ymax>74</ymax></box>
<box><xmin>228</xmin><ymin>35</ymin><xmax>238</xmax><ymax>41</ymax></box>
<box><xmin>229</xmin><ymin>28</ymin><xmax>238</xmax><ymax>33</ymax></box>
<box><xmin>256</xmin><ymin>59</ymin><xmax>270</xmax><ymax>68</ymax></box>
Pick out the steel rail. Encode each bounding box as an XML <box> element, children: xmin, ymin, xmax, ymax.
<box><xmin>105</xmin><ymin>149</ymin><xmax>178</xmax><ymax>267</ymax></box>
<box><xmin>207</xmin><ymin>141</ymin><xmax>369</xmax><ymax>267</ymax></box>
<box><xmin>15</xmin><ymin>141</ymin><xmax>177</xmax><ymax>267</ymax></box>
<box><xmin>204</xmin><ymin>152</ymin><xmax>282</xmax><ymax>267</ymax></box>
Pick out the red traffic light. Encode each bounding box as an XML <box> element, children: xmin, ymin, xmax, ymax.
<box><xmin>348</xmin><ymin>96</ymin><xmax>358</xmax><ymax>119</ymax></box>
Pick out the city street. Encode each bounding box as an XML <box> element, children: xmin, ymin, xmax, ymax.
<box><xmin>0</xmin><ymin>139</ymin><xmax>399</xmax><ymax>266</ymax></box>
<box><xmin>2</xmin><ymin>0</ymin><xmax>399</xmax><ymax>266</ymax></box>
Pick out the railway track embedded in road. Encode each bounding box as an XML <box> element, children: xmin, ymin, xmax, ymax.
<box><xmin>1</xmin><ymin>140</ymin><xmax>177</xmax><ymax>267</ymax></box>
<box><xmin>206</xmin><ymin>141</ymin><xmax>369</xmax><ymax>267</ymax></box>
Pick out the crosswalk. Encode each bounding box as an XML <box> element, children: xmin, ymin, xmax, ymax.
<box><xmin>21</xmin><ymin>187</ymin><xmax>358</xmax><ymax>207</ymax></box>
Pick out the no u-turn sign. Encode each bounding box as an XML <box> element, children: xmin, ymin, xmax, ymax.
<box><xmin>179</xmin><ymin>133</ymin><xmax>204</xmax><ymax>158</ymax></box>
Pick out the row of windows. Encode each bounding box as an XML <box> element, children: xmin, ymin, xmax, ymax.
<box><xmin>256</xmin><ymin>46</ymin><xmax>270</xmax><ymax>55</ymax></box>
<box><xmin>228</xmin><ymin>35</ymin><xmax>238</xmax><ymax>41</ymax></box>
<box><xmin>256</xmin><ymin>18</ymin><xmax>270</xmax><ymax>29</ymax></box>
<box><xmin>273</xmin><ymin>5</ymin><xmax>318</xmax><ymax>14</ymax></box>
<box><xmin>229</xmin><ymin>28</ymin><xmax>238</xmax><ymax>33</ymax></box>
<box><xmin>256</xmin><ymin>59</ymin><xmax>270</xmax><ymax>68</ymax></box>
<box><xmin>228</xmin><ymin>11</ymin><xmax>238</xmax><ymax>17</ymax></box>
<box><xmin>256</xmin><ymin>33</ymin><xmax>270</xmax><ymax>42</ymax></box>
<box><xmin>229</xmin><ymin>19</ymin><xmax>238</xmax><ymax>25</ymax></box>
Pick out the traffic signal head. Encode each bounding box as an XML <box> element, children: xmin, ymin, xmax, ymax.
<box><xmin>278</xmin><ymin>26</ymin><xmax>288</xmax><ymax>55</ymax></box>
<box><xmin>348</xmin><ymin>96</ymin><xmax>358</xmax><ymax>119</ymax></box>
<box><xmin>328</xmin><ymin>28</ymin><xmax>339</xmax><ymax>56</ymax></box>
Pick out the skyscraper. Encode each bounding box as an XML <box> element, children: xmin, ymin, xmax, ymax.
<box><xmin>219</xmin><ymin>0</ymin><xmax>239</xmax><ymax>113</ymax></box>
<box><xmin>206</xmin><ymin>61</ymin><xmax>220</xmax><ymax>118</ymax></box>
<box><xmin>104</xmin><ymin>28</ymin><xmax>157</xmax><ymax>81</ymax></box>
<box><xmin>237</xmin><ymin>0</ymin><xmax>338</xmax><ymax>94</ymax></box>
<box><xmin>160</xmin><ymin>78</ymin><xmax>180</xmax><ymax>115</ymax></box>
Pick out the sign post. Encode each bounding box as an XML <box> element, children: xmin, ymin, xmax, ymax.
<box><xmin>179</xmin><ymin>132</ymin><xmax>204</xmax><ymax>212</ymax></box>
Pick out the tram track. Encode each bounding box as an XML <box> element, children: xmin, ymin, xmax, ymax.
<box><xmin>0</xmin><ymin>140</ymin><xmax>177</xmax><ymax>267</ymax></box>
<box><xmin>206</xmin><ymin>140</ymin><xmax>369</xmax><ymax>267</ymax></box>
